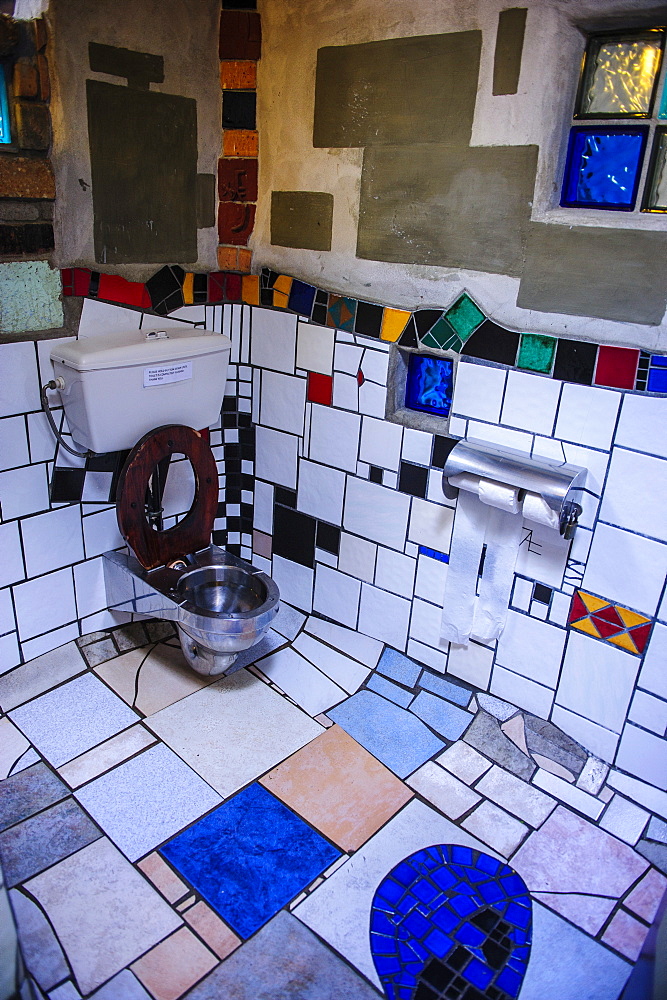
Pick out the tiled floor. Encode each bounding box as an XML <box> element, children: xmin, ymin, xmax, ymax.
<box><xmin>1</xmin><ymin>609</ymin><xmax>665</xmax><ymax>1000</ymax></box>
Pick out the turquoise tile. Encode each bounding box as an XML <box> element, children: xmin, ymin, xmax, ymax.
<box><xmin>445</xmin><ymin>294</ymin><xmax>485</xmax><ymax>341</ymax></box>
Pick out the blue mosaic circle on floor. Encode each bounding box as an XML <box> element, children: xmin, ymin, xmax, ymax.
<box><xmin>370</xmin><ymin>845</ymin><xmax>532</xmax><ymax>1000</ymax></box>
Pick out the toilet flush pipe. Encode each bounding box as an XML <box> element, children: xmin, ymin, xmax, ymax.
<box><xmin>40</xmin><ymin>379</ymin><xmax>94</xmax><ymax>459</ymax></box>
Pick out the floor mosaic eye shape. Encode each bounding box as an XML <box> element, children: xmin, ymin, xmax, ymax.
<box><xmin>370</xmin><ymin>846</ymin><xmax>531</xmax><ymax>1000</ymax></box>
<box><xmin>568</xmin><ymin>590</ymin><xmax>653</xmax><ymax>654</ymax></box>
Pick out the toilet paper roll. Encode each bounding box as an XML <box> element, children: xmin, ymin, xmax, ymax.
<box><xmin>448</xmin><ymin>473</ymin><xmax>521</xmax><ymax>515</ymax></box>
<box><xmin>523</xmin><ymin>491</ymin><xmax>560</xmax><ymax>531</ymax></box>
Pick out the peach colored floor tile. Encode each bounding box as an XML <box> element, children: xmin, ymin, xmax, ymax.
<box><xmin>601</xmin><ymin>909</ymin><xmax>649</xmax><ymax>961</ymax></box>
<box><xmin>183</xmin><ymin>901</ymin><xmax>241</xmax><ymax>960</ymax></box>
<box><xmin>624</xmin><ymin>867</ymin><xmax>667</xmax><ymax>923</ymax></box>
<box><xmin>138</xmin><ymin>853</ymin><xmax>189</xmax><ymax>904</ymax></box>
<box><xmin>131</xmin><ymin>926</ymin><xmax>218</xmax><ymax>1000</ymax></box>
<box><xmin>260</xmin><ymin>724</ymin><xmax>413</xmax><ymax>851</ymax></box>
<box><xmin>533</xmin><ymin>892</ymin><xmax>615</xmax><ymax>935</ymax></box>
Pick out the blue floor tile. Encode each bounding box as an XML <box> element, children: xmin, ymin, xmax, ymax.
<box><xmin>418</xmin><ymin>671</ymin><xmax>472</xmax><ymax>707</ymax></box>
<box><xmin>410</xmin><ymin>691</ymin><xmax>473</xmax><ymax>741</ymax></box>
<box><xmin>160</xmin><ymin>783</ymin><xmax>340</xmax><ymax>939</ymax></box>
<box><xmin>328</xmin><ymin>690</ymin><xmax>444</xmax><ymax>777</ymax></box>
<box><xmin>376</xmin><ymin>648</ymin><xmax>421</xmax><ymax>688</ymax></box>
<box><xmin>367</xmin><ymin>672</ymin><xmax>414</xmax><ymax>708</ymax></box>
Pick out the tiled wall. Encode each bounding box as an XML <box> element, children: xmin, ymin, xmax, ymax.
<box><xmin>2</xmin><ymin>294</ymin><xmax>667</xmax><ymax>827</ymax></box>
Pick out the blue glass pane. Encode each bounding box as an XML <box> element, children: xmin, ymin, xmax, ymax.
<box><xmin>561</xmin><ymin>126</ymin><xmax>648</xmax><ymax>209</ymax></box>
<box><xmin>659</xmin><ymin>83</ymin><xmax>667</xmax><ymax>120</ymax></box>
<box><xmin>405</xmin><ymin>353</ymin><xmax>454</xmax><ymax>417</ymax></box>
<box><xmin>648</xmin><ymin>368</ymin><xmax>667</xmax><ymax>392</ymax></box>
<box><xmin>0</xmin><ymin>71</ymin><xmax>10</xmax><ymax>145</ymax></box>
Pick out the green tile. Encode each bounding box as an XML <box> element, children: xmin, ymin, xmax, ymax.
<box><xmin>445</xmin><ymin>293</ymin><xmax>485</xmax><ymax>342</ymax></box>
<box><xmin>421</xmin><ymin>330</ymin><xmax>442</xmax><ymax>350</ymax></box>
<box><xmin>423</xmin><ymin>316</ymin><xmax>457</xmax><ymax>350</ymax></box>
<box><xmin>518</xmin><ymin>333</ymin><xmax>557</xmax><ymax>374</ymax></box>
<box><xmin>441</xmin><ymin>334</ymin><xmax>464</xmax><ymax>353</ymax></box>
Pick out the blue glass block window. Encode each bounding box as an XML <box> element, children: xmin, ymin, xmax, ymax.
<box><xmin>560</xmin><ymin>126</ymin><xmax>648</xmax><ymax>210</ymax></box>
<box><xmin>0</xmin><ymin>70</ymin><xmax>10</xmax><ymax>145</ymax></box>
<box><xmin>405</xmin><ymin>353</ymin><xmax>454</xmax><ymax>418</ymax></box>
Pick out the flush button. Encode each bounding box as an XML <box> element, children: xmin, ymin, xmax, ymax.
<box><xmin>146</xmin><ymin>330</ymin><xmax>168</xmax><ymax>340</ymax></box>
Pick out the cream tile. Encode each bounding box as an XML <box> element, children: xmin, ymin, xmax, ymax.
<box><xmin>258</xmin><ymin>646</ymin><xmax>347</xmax><ymax>716</ymax></box>
<box><xmin>0</xmin><ymin>717</ymin><xmax>30</xmax><ymax>779</ymax></box>
<box><xmin>292</xmin><ymin>633</ymin><xmax>369</xmax><ymax>692</ymax></box>
<box><xmin>462</xmin><ymin>800</ymin><xmax>529</xmax><ymax>856</ymax></box>
<box><xmin>406</xmin><ymin>761</ymin><xmax>480</xmax><ymax>819</ymax></box>
<box><xmin>436</xmin><ymin>741</ymin><xmax>492</xmax><ymax>784</ymax></box>
<box><xmin>599</xmin><ymin>795</ymin><xmax>649</xmax><ymax>845</ymax></box>
<box><xmin>475</xmin><ymin>765</ymin><xmax>556</xmax><ymax>827</ymax></box>
<box><xmin>146</xmin><ymin>669</ymin><xmax>323</xmax><ymax>798</ymax></box>
<box><xmin>408</xmin><ymin>497</ymin><xmax>455</xmax><ymax>552</ymax></box>
<box><xmin>337</xmin><ymin>531</ymin><xmax>376</xmax><ymax>583</ymax></box>
<box><xmin>138</xmin><ymin>853</ymin><xmax>189</xmax><ymax>904</ymax></box>
<box><xmin>95</xmin><ymin>644</ymin><xmax>215</xmax><ymax>715</ymax></box>
<box><xmin>131</xmin><ymin>926</ymin><xmax>218</xmax><ymax>1000</ymax></box>
<box><xmin>57</xmin><ymin>725</ymin><xmax>157</xmax><ymax>789</ymax></box>
<box><xmin>182</xmin><ymin>902</ymin><xmax>241</xmax><ymax>961</ymax></box>
<box><xmin>532</xmin><ymin>769</ymin><xmax>604</xmax><ymax>819</ymax></box>
<box><xmin>296</xmin><ymin>322</ymin><xmax>334</xmax><ymax>375</ymax></box>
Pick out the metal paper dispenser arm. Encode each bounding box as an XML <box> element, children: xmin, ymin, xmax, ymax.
<box><xmin>442</xmin><ymin>439</ymin><xmax>587</xmax><ymax>539</ymax></box>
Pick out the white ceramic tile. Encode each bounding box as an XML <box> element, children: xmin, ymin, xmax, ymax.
<box><xmin>304</xmin><ymin>616</ymin><xmax>382</xmax><ymax>667</ymax></box>
<box><xmin>255</xmin><ymin>426</ymin><xmax>298</xmax><ymax>490</ymax></box>
<box><xmin>59</xmin><ymin>726</ymin><xmax>157</xmax><ymax>789</ymax></box>
<box><xmin>511</xmin><ymin>576</ymin><xmax>533</xmax><ymax>612</ymax></box>
<box><xmin>407</xmin><ymin>497</ymin><xmax>454</xmax><ymax>552</ymax></box>
<box><xmin>374</xmin><ymin>547</ymin><xmax>416</xmax><ymax>599</ymax></box>
<box><xmin>516</xmin><ymin>529</ymin><xmax>569</xmax><ymax>592</ymax></box>
<box><xmin>296</xmin><ymin>322</ymin><xmax>334</xmax><ymax>374</ymax></box>
<box><xmin>496</xmin><ymin>612</ymin><xmax>565</xmax><ymax>688</ymax></box>
<box><xmin>292</xmin><ymin>632</ymin><xmax>369</xmax><ymax>692</ymax></box>
<box><xmin>491</xmin><ymin>665</ymin><xmax>554</xmax><ymax>718</ymax></box>
<box><xmin>582</xmin><ymin>522</ymin><xmax>667</xmax><ymax>618</ymax></box>
<box><xmin>551</xmin><ymin>705</ymin><xmax>620</xmax><ymax>764</ymax></box>
<box><xmin>408</xmin><ymin>639</ymin><xmax>447</xmax><ymax>673</ymax></box>
<box><xmin>606</xmin><ymin>770</ymin><xmax>667</xmax><ymax>821</ymax></box>
<box><xmin>358</xmin><ymin>583</ymin><xmax>411</xmax><ymax>650</ymax></box>
<box><xmin>250</xmin><ymin>309</ymin><xmax>296</xmax><ymax>373</ymax></box>
<box><xmin>260</xmin><ymin>371</ymin><xmax>306</xmax><ymax>436</ymax></box>
<box><xmin>0</xmin><ymin>522</ymin><xmax>25</xmax><ymax>587</ymax></box>
<box><xmin>22</xmin><ymin>506</ymin><xmax>84</xmax><ymax>578</ymax></box>
<box><xmin>27</xmin><ymin>411</ymin><xmax>56</xmax><ymax>464</ymax></box>
<box><xmin>81</xmin><ymin>610</ymin><xmax>121</xmax><ymax>634</ymax></box>
<box><xmin>616</xmin><ymin>723</ymin><xmax>667</xmax><ymax>791</ymax></box>
<box><xmin>569</xmin><ymin>526</ymin><xmax>592</xmax><ymax>564</ymax></box>
<box><xmin>260</xmin><ymin>646</ymin><xmax>347</xmax><ymax>715</ymax></box>
<box><xmin>0</xmin><ymin>342</ymin><xmax>40</xmax><ymax>417</ymax></box>
<box><xmin>0</xmin><ymin>463</ymin><xmax>49</xmax><ymax>520</ymax></box>
<box><xmin>313</xmin><ymin>564</ymin><xmax>360</xmax><ymax>628</ymax></box>
<box><xmin>557</xmin><ymin>631</ymin><xmax>639</xmax><ymax>733</ymax></box>
<box><xmin>426</xmin><ymin>468</ymin><xmax>454</xmax><ymax>506</ymax></box>
<box><xmin>599</xmin><ymin>795</ymin><xmax>649</xmax><ymax>845</ymax></box>
<box><xmin>360</xmin><ymin>347</ymin><xmax>389</xmax><ymax>385</ymax></box>
<box><xmin>576</xmin><ymin>756</ymin><xmax>609</xmax><ymax>795</ymax></box>
<box><xmin>476</xmin><ymin>765</ymin><xmax>556</xmax><ymax>826</ymax></box>
<box><xmin>449</xmin><ymin>416</ymin><xmax>467</xmax><ymax>438</ymax></box>
<box><xmin>555</xmin><ymin>382</ymin><xmax>621</xmax><ymax>451</ymax></box>
<box><xmin>447</xmin><ymin>640</ymin><xmax>494</xmax><ymax>689</ymax></box>
<box><xmin>600</xmin><ymin>448</ymin><xmax>667</xmax><ymax>542</ymax></box>
<box><xmin>451</xmin><ymin>362</ymin><xmax>506</xmax><ymax>423</ymax></box>
<box><xmin>0</xmin><ymin>631</ymin><xmax>19</xmax><ymax>674</ymax></box>
<box><xmin>334</xmin><ymin>342</ymin><xmax>362</xmax><ymax>374</ymax></box>
<box><xmin>75</xmin><ymin>743</ymin><xmax>222</xmax><ymax>861</ymax></box>
<box><xmin>359</xmin><ymin>416</ymin><xmax>403</xmax><ymax>471</ymax></box>
<box><xmin>297</xmin><ymin>459</ymin><xmax>345</xmax><ymax>526</ymax></box>
<box><xmin>615</xmin><ymin>393</ymin><xmax>667</xmax><ymax>459</ymax></box>
<box><xmin>501</xmin><ymin>370</ymin><xmax>561</xmax><ymax>436</ymax></box>
<box><xmin>401</xmin><ymin>428</ymin><xmax>432</xmax><ymax>466</ymax></box>
<box><xmin>0</xmin><ymin>717</ymin><xmax>29</xmax><ymax>779</ymax></box>
<box><xmin>358</xmin><ymin>379</ymin><xmax>385</xmax><ymax>418</ymax></box>
<box><xmin>81</xmin><ymin>471</ymin><xmax>113</xmax><ymax>503</ymax></box>
<box><xmin>629</xmin><ymin>689</ymin><xmax>667</xmax><ymax>735</ymax></box>
<box><xmin>409</xmin><ymin>597</ymin><xmax>445</xmax><ymax>650</ymax></box>
<box><xmin>13</xmin><ymin>567</ymin><xmax>77</xmax><ymax>641</ymax></box>
<box><xmin>532</xmin><ymin>769</ymin><xmax>604</xmax><ymax>819</ymax></box>
<box><xmin>73</xmin><ymin>557</ymin><xmax>108</xmax><ymax>620</ymax></box>
<box><xmin>337</xmin><ymin>531</ymin><xmax>376</xmax><ymax>582</ymax></box>
<box><xmin>639</xmin><ymin>622</ymin><xmax>667</xmax><ymax>699</ymax></box>
<box><xmin>315</xmin><ymin>549</ymin><xmax>336</xmax><ymax>567</ymax></box>
<box><xmin>20</xmin><ymin>623</ymin><xmax>80</xmax><ymax>663</ymax></box>
<box><xmin>462</xmin><ymin>800</ymin><xmax>528</xmax><ymax>857</ymax></box>
<box><xmin>0</xmin><ymin>416</ymin><xmax>29</xmax><ymax>471</ymax></box>
<box><xmin>253</xmin><ymin>479</ymin><xmax>273</xmax><ymax>534</ymax></box>
<box><xmin>332</xmin><ymin>372</ymin><xmax>359</xmax><ymax>410</ymax></box>
<box><xmin>161</xmin><ymin>460</ymin><xmax>195</xmax><ymax>518</ymax></box>
<box><xmin>414</xmin><ymin>553</ymin><xmax>448</xmax><ymax>603</ymax></box>
<box><xmin>309</xmin><ymin>406</ymin><xmax>360</xmax><ymax>473</ymax></box>
<box><xmin>436</xmin><ymin>741</ymin><xmax>492</xmax><ymax>784</ymax></box>
<box><xmin>82</xmin><ymin>507</ymin><xmax>124</xmax><ymax>559</ymax></box>
<box><xmin>0</xmin><ymin>587</ymin><xmax>13</xmax><ymax>635</ymax></box>
<box><xmin>271</xmin><ymin>554</ymin><xmax>313</xmax><ymax>612</ymax></box>
<box><xmin>78</xmin><ymin>298</ymin><xmax>141</xmax><ymax>338</ymax></box>
<box><xmin>343</xmin><ymin>476</ymin><xmax>410</xmax><ymax>551</ymax></box>
<box><xmin>407</xmin><ymin>761</ymin><xmax>481</xmax><ymax>819</ymax></box>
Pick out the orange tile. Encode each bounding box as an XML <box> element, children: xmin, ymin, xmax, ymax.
<box><xmin>273</xmin><ymin>290</ymin><xmax>289</xmax><ymax>309</ymax></box>
<box><xmin>131</xmin><ymin>927</ymin><xmax>218</xmax><ymax>1000</ymax></box>
<box><xmin>183</xmin><ymin>901</ymin><xmax>241</xmax><ymax>961</ymax></box>
<box><xmin>182</xmin><ymin>272</ymin><xmax>194</xmax><ymax>305</ymax></box>
<box><xmin>222</xmin><ymin>129</ymin><xmax>258</xmax><ymax>158</ymax></box>
<box><xmin>273</xmin><ymin>274</ymin><xmax>292</xmax><ymax>295</ymax></box>
<box><xmin>217</xmin><ymin>245</ymin><xmax>239</xmax><ymax>270</ymax></box>
<box><xmin>242</xmin><ymin>274</ymin><xmax>260</xmax><ymax>305</ymax></box>
<box><xmin>137</xmin><ymin>852</ymin><xmax>188</xmax><ymax>904</ymax></box>
<box><xmin>237</xmin><ymin>247</ymin><xmax>253</xmax><ymax>273</ymax></box>
<box><xmin>381</xmin><ymin>307</ymin><xmax>411</xmax><ymax>342</ymax></box>
<box><xmin>260</xmin><ymin>724</ymin><xmax>413</xmax><ymax>852</ymax></box>
<box><xmin>220</xmin><ymin>60</ymin><xmax>257</xmax><ymax>90</ymax></box>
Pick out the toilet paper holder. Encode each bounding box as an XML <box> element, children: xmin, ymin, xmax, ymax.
<box><xmin>442</xmin><ymin>439</ymin><xmax>587</xmax><ymax>539</ymax></box>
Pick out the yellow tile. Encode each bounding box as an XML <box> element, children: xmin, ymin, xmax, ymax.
<box><xmin>381</xmin><ymin>307</ymin><xmax>412</xmax><ymax>342</ymax></box>
<box><xmin>273</xmin><ymin>290</ymin><xmax>290</xmax><ymax>309</ymax></box>
<box><xmin>572</xmin><ymin>617</ymin><xmax>601</xmax><ymax>639</ymax></box>
<box><xmin>273</xmin><ymin>274</ymin><xmax>292</xmax><ymax>295</ymax></box>
<box><xmin>616</xmin><ymin>606</ymin><xmax>650</xmax><ymax>629</ymax></box>
<box><xmin>579</xmin><ymin>592</ymin><xmax>610</xmax><ymax>614</ymax></box>
<box><xmin>242</xmin><ymin>274</ymin><xmax>259</xmax><ymax>305</ymax></box>
<box><xmin>182</xmin><ymin>272</ymin><xmax>194</xmax><ymax>305</ymax></box>
<box><xmin>608</xmin><ymin>631</ymin><xmax>639</xmax><ymax>654</ymax></box>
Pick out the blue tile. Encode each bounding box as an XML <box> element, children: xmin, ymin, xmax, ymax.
<box><xmin>288</xmin><ymin>279</ymin><xmax>316</xmax><ymax>316</ymax></box>
<box><xmin>328</xmin><ymin>690</ymin><xmax>444</xmax><ymax>778</ymax></box>
<box><xmin>418</xmin><ymin>671</ymin><xmax>472</xmax><ymax>707</ymax></box>
<box><xmin>409</xmin><ymin>691</ymin><xmax>473</xmax><ymax>740</ymax></box>
<box><xmin>450</xmin><ymin>846</ymin><xmax>473</xmax><ymax>865</ymax></box>
<box><xmin>464</xmin><ymin>957</ymin><xmax>494</xmax><ymax>989</ymax></box>
<box><xmin>376</xmin><ymin>647</ymin><xmax>421</xmax><ymax>687</ymax></box>
<box><xmin>160</xmin><ymin>783</ymin><xmax>340</xmax><ymax>939</ymax></box>
<box><xmin>367</xmin><ymin>672</ymin><xmax>414</xmax><ymax>709</ymax></box>
<box><xmin>418</xmin><ymin>545</ymin><xmax>449</xmax><ymax>563</ymax></box>
<box><xmin>647</xmin><ymin>368</ymin><xmax>667</xmax><ymax>392</ymax></box>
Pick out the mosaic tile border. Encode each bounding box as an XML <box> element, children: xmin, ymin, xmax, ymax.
<box><xmin>60</xmin><ymin>265</ymin><xmax>667</xmax><ymax>396</ymax></box>
<box><xmin>568</xmin><ymin>590</ymin><xmax>653</xmax><ymax>656</ymax></box>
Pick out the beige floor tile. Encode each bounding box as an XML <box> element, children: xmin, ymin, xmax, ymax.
<box><xmin>407</xmin><ymin>761</ymin><xmax>480</xmax><ymax>820</ymax></box>
<box><xmin>58</xmin><ymin>725</ymin><xmax>156</xmax><ymax>788</ymax></box>
<box><xmin>0</xmin><ymin>642</ymin><xmax>85</xmax><ymax>712</ymax></box>
<box><xmin>462</xmin><ymin>800</ymin><xmax>529</xmax><ymax>856</ymax></box>
<box><xmin>95</xmin><ymin>644</ymin><xmax>214</xmax><ymax>715</ymax></box>
<box><xmin>182</xmin><ymin>901</ymin><xmax>241</xmax><ymax>960</ymax></box>
<box><xmin>435</xmin><ymin>740</ymin><xmax>492</xmax><ymax>784</ymax></box>
<box><xmin>260</xmin><ymin>725</ymin><xmax>413</xmax><ymax>851</ymax></box>
<box><xmin>131</xmin><ymin>927</ymin><xmax>218</xmax><ymax>1000</ymax></box>
<box><xmin>138</xmin><ymin>853</ymin><xmax>189</xmax><ymax>904</ymax></box>
<box><xmin>0</xmin><ymin>717</ymin><xmax>29</xmax><ymax>778</ymax></box>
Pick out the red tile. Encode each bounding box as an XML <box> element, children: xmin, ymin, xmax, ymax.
<box><xmin>219</xmin><ymin>11</ymin><xmax>261</xmax><ymax>61</ymax></box>
<box><xmin>594</xmin><ymin>346</ymin><xmax>639</xmax><ymax>390</ymax></box>
<box><xmin>61</xmin><ymin>268</ymin><xmax>74</xmax><ymax>295</ymax></box>
<box><xmin>591</xmin><ymin>614</ymin><xmax>623</xmax><ymax>639</ymax></box>
<box><xmin>568</xmin><ymin>591</ymin><xmax>589</xmax><ymax>623</ymax></box>
<box><xmin>307</xmin><ymin>372</ymin><xmax>333</xmax><ymax>406</ymax></box>
<box><xmin>630</xmin><ymin>622</ymin><xmax>652</xmax><ymax>654</ymax></box>
<box><xmin>208</xmin><ymin>272</ymin><xmax>227</xmax><ymax>303</ymax></box>
<box><xmin>72</xmin><ymin>268</ymin><xmax>91</xmax><ymax>296</ymax></box>
<box><xmin>218</xmin><ymin>158</ymin><xmax>258</xmax><ymax>202</ymax></box>
<box><xmin>98</xmin><ymin>273</ymin><xmax>151</xmax><ymax>309</ymax></box>
<box><xmin>594</xmin><ymin>605</ymin><xmax>624</xmax><ymax>628</ymax></box>
<box><xmin>217</xmin><ymin>202</ymin><xmax>256</xmax><ymax>246</ymax></box>
<box><xmin>226</xmin><ymin>273</ymin><xmax>242</xmax><ymax>301</ymax></box>
<box><xmin>357</xmin><ymin>368</ymin><xmax>365</xmax><ymax>386</ymax></box>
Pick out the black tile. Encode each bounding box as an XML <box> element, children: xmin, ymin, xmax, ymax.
<box><xmin>354</xmin><ymin>301</ymin><xmax>383</xmax><ymax>338</ymax></box>
<box><xmin>261</xmin><ymin>268</ymin><xmax>280</xmax><ymax>289</ymax></box>
<box><xmin>212</xmin><ymin>530</ymin><xmax>227</xmax><ymax>546</ymax></box>
<box><xmin>552</xmin><ymin>338</ymin><xmax>598</xmax><ymax>386</ymax></box>
<box><xmin>146</xmin><ymin>265</ymin><xmax>181</xmax><ymax>310</ymax></box>
<box><xmin>193</xmin><ymin>272</ymin><xmax>208</xmax><ymax>303</ymax></box>
<box><xmin>163</xmin><ymin>288</ymin><xmax>185</xmax><ymax>314</ymax></box>
<box><xmin>260</xmin><ymin>288</ymin><xmax>274</xmax><ymax>307</ymax></box>
<box><xmin>217</xmin><ymin>502</ymin><xmax>226</xmax><ymax>517</ymax></box>
<box><xmin>461</xmin><ymin>320</ymin><xmax>520</xmax><ymax>367</ymax></box>
<box><xmin>226</xmin><ymin>516</ymin><xmax>242</xmax><ymax>532</ymax></box>
<box><xmin>225</xmin><ymin>443</ymin><xmax>241</xmax><ymax>458</ymax></box>
<box><xmin>50</xmin><ymin>468</ymin><xmax>85</xmax><ymax>502</ymax></box>
<box><xmin>227</xmin><ymin>544</ymin><xmax>242</xmax><ymax>556</ymax></box>
<box><xmin>414</xmin><ymin>310</ymin><xmax>443</xmax><ymax>338</ymax></box>
<box><xmin>223</xmin><ymin>396</ymin><xmax>237</xmax><ymax>412</ymax></box>
<box><xmin>398</xmin><ymin>315</ymin><xmax>418</xmax><ymax>348</ymax></box>
<box><xmin>275</xmin><ymin>487</ymin><xmax>297</xmax><ymax>508</ymax></box>
<box><xmin>369</xmin><ymin>465</ymin><xmax>383</xmax><ymax>484</ymax></box>
<box><xmin>398</xmin><ymin>461</ymin><xmax>428</xmax><ymax>499</ymax></box>
<box><xmin>86</xmin><ymin>451</ymin><xmax>122</xmax><ymax>472</ymax></box>
<box><xmin>225</xmin><ymin>488</ymin><xmax>241</xmax><ymax>504</ymax></box>
<box><xmin>241</xmin><ymin>473</ymin><xmax>254</xmax><ymax>490</ymax></box>
<box><xmin>533</xmin><ymin>583</ymin><xmax>552</xmax><ymax>605</ymax></box>
<box><xmin>241</xmin><ymin>503</ymin><xmax>253</xmax><ymax>520</ymax></box>
<box><xmin>225</xmin><ymin>459</ymin><xmax>242</xmax><ymax>475</ymax></box>
<box><xmin>312</xmin><ymin>302</ymin><xmax>328</xmax><ymax>325</ymax></box>
<box><xmin>239</xmin><ymin>427</ymin><xmax>255</xmax><ymax>445</ymax></box>
<box><xmin>238</xmin><ymin>414</ymin><xmax>252</xmax><ymax>428</ymax></box>
<box><xmin>223</xmin><ymin>0</ymin><xmax>257</xmax><ymax>6</ymax></box>
<box><xmin>109</xmin><ymin>450</ymin><xmax>130</xmax><ymax>502</ymax></box>
<box><xmin>316</xmin><ymin>521</ymin><xmax>340</xmax><ymax>555</ymax></box>
<box><xmin>431</xmin><ymin>435</ymin><xmax>458</xmax><ymax>469</ymax></box>
<box><xmin>0</xmin><ymin>223</ymin><xmax>54</xmax><ymax>256</ymax></box>
<box><xmin>223</xmin><ymin>91</ymin><xmax>257</xmax><ymax>130</ymax></box>
<box><xmin>272</xmin><ymin>505</ymin><xmax>316</xmax><ymax>568</ymax></box>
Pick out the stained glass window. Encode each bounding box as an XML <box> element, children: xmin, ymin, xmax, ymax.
<box><xmin>405</xmin><ymin>353</ymin><xmax>454</xmax><ymax>418</ymax></box>
<box><xmin>561</xmin><ymin>126</ymin><xmax>648</xmax><ymax>209</ymax></box>
<box><xmin>576</xmin><ymin>31</ymin><xmax>663</xmax><ymax>118</ymax></box>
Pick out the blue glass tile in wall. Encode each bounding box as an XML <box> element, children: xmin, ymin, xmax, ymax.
<box><xmin>0</xmin><ymin>70</ymin><xmax>11</xmax><ymax>144</ymax></box>
<box><xmin>561</xmin><ymin>126</ymin><xmax>648</xmax><ymax>209</ymax></box>
<box><xmin>659</xmin><ymin>82</ymin><xmax>667</xmax><ymax>120</ymax></box>
<box><xmin>405</xmin><ymin>353</ymin><xmax>454</xmax><ymax>417</ymax></box>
